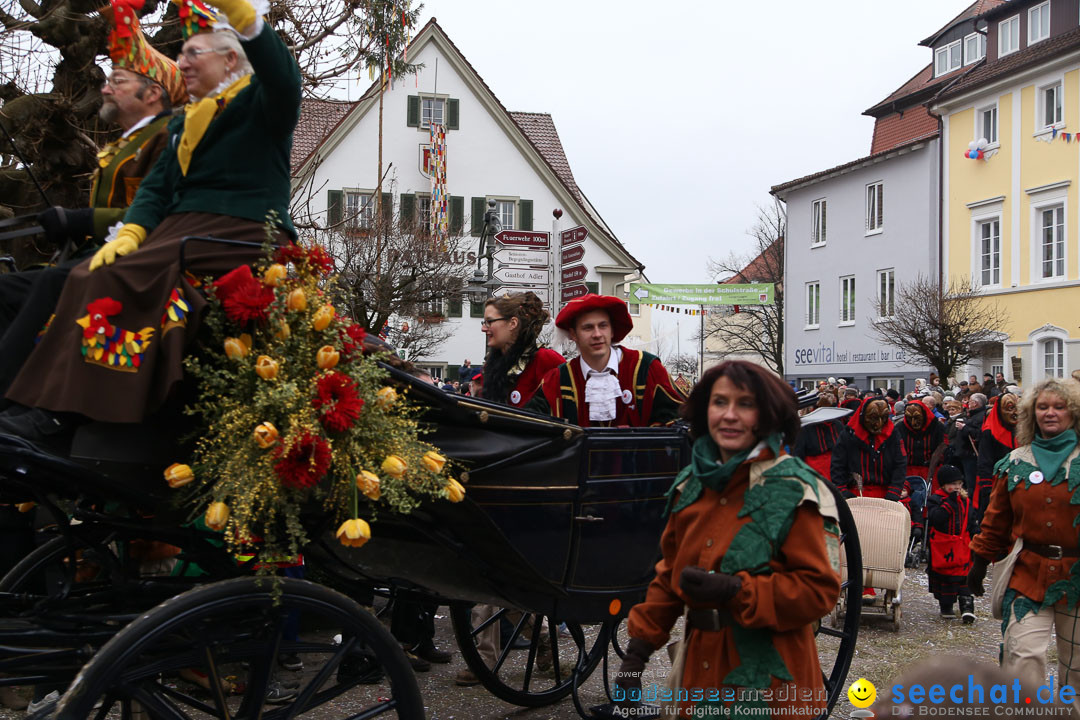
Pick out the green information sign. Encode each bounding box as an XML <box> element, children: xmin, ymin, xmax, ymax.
<box><xmin>629</xmin><ymin>282</ymin><xmax>774</xmax><ymax>306</ymax></box>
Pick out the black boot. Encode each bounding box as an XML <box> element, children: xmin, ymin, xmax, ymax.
<box><xmin>960</xmin><ymin>595</ymin><xmax>976</xmax><ymax>624</ymax></box>
<box><xmin>939</xmin><ymin>599</ymin><xmax>956</xmax><ymax>618</ymax></box>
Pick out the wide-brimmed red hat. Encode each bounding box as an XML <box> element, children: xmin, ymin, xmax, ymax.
<box><xmin>555</xmin><ymin>294</ymin><xmax>633</xmax><ymax>343</ymax></box>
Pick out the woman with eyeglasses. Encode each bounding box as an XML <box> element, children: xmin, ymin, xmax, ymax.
<box><xmin>1</xmin><ymin>0</ymin><xmax>300</xmax><ymax>440</ymax></box>
<box><xmin>478</xmin><ymin>291</ymin><xmax>564</xmax><ymax>409</ymax></box>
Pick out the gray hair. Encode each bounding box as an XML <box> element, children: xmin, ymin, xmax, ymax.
<box><xmin>969</xmin><ymin>393</ymin><xmax>987</xmax><ymax>409</ymax></box>
<box><xmin>206</xmin><ymin>30</ymin><xmax>253</xmax><ymax>76</ymax></box>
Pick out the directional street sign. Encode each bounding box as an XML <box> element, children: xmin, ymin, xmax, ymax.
<box><xmin>561</xmin><ymin>245</ymin><xmax>584</xmax><ymax>264</ymax></box>
<box><xmin>493</xmin><ymin>248</ymin><xmax>549</xmax><ymax>266</ymax></box>
<box><xmin>495</xmin><ymin>230</ymin><xmax>550</xmax><ymax>249</ymax></box>
<box><xmin>493</xmin><ymin>266</ymin><xmax>550</xmax><ymax>284</ymax></box>
<box><xmin>492</xmin><ymin>286</ymin><xmax>549</xmax><ymax>303</ymax></box>
<box><xmin>561</xmin><ymin>264</ymin><xmax>587</xmax><ymax>284</ymax></box>
<box><xmin>561</xmin><ymin>283</ymin><xmax>588</xmax><ymax>302</ymax></box>
<box><xmin>560</xmin><ymin>226</ymin><xmax>587</xmax><ymax>247</ymax></box>
<box><xmin>629</xmin><ymin>282</ymin><xmax>774</xmax><ymax>305</ymax></box>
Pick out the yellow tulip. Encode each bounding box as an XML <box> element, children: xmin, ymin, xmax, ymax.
<box><xmin>336</xmin><ymin>518</ymin><xmax>371</xmax><ymax>548</ymax></box>
<box><xmin>239</xmin><ymin>333</ymin><xmax>253</xmax><ymax>350</ymax></box>
<box><xmin>224</xmin><ymin>337</ymin><xmax>249</xmax><ymax>360</ymax></box>
<box><xmin>375</xmin><ymin>386</ymin><xmax>397</xmax><ymax>409</ymax></box>
<box><xmin>421</xmin><ymin>451</ymin><xmax>446</xmax><ymax>474</ymax></box>
<box><xmin>356</xmin><ymin>470</ymin><xmax>381</xmax><ymax>501</ymax></box>
<box><xmin>263</xmin><ymin>263</ymin><xmax>287</xmax><ymax>287</ymax></box>
<box><xmin>445</xmin><ymin>478</ymin><xmax>466</xmax><ymax>503</ymax></box>
<box><xmin>275</xmin><ymin>322</ymin><xmax>290</xmax><ymax>340</ymax></box>
<box><xmin>317</xmin><ymin>345</ymin><xmax>340</xmax><ymax>369</ymax></box>
<box><xmin>313</xmin><ymin>304</ymin><xmax>334</xmax><ymax>331</ymax></box>
<box><xmin>253</xmin><ymin>422</ymin><xmax>279</xmax><ymax>449</ymax></box>
<box><xmin>381</xmin><ymin>454</ymin><xmax>407</xmax><ymax>478</ymax></box>
<box><xmin>164</xmin><ymin>463</ymin><xmax>195</xmax><ymax>488</ymax></box>
<box><xmin>255</xmin><ymin>355</ymin><xmax>279</xmax><ymax>380</ymax></box>
<box><xmin>287</xmin><ymin>288</ymin><xmax>307</xmax><ymax>312</ymax></box>
<box><xmin>205</xmin><ymin>502</ymin><xmax>230</xmax><ymax>531</ymax></box>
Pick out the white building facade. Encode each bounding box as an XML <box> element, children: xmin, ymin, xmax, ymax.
<box><xmin>291</xmin><ymin>19</ymin><xmax>650</xmax><ymax>379</ymax></box>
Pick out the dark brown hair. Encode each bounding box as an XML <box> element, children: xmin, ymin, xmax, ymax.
<box><xmin>480</xmin><ymin>291</ymin><xmax>549</xmax><ymax>403</ymax></box>
<box><xmin>679</xmin><ymin>360</ymin><xmax>800</xmax><ymax>445</ymax></box>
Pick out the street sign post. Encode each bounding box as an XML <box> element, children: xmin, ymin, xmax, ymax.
<box><xmin>561</xmin><ymin>264</ymin><xmax>587</xmax><ymax>284</ymax></box>
<box><xmin>494</xmin><ymin>248</ymin><xmax>549</xmax><ymax>266</ymax></box>
<box><xmin>493</xmin><ymin>286</ymin><xmax>549</xmax><ymax>303</ymax></box>
<box><xmin>493</xmin><ymin>266</ymin><xmax>550</xmax><ymax>284</ymax></box>
<box><xmin>561</xmin><ymin>245</ymin><xmax>584</xmax><ymax>264</ymax></box>
<box><xmin>495</xmin><ymin>230</ymin><xmax>550</xmax><ymax>249</ymax></box>
<box><xmin>629</xmin><ymin>282</ymin><xmax>775</xmax><ymax>306</ymax></box>
<box><xmin>560</xmin><ymin>226</ymin><xmax>587</xmax><ymax>246</ymax></box>
<box><xmin>561</xmin><ymin>283</ymin><xmax>588</xmax><ymax>302</ymax></box>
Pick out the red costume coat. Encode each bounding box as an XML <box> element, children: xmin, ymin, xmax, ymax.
<box><xmin>506</xmin><ymin>347</ymin><xmax>564</xmax><ymax>408</ymax></box>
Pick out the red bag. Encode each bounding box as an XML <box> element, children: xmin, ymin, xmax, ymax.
<box><xmin>930</xmin><ymin>497</ymin><xmax>970</xmax><ymax>575</ymax></box>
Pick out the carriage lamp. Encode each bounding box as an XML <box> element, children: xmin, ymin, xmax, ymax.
<box><xmin>464</xmin><ymin>200</ymin><xmax>502</xmax><ymax>306</ymax></box>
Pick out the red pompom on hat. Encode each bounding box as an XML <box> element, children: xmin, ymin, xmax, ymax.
<box><xmin>554</xmin><ymin>294</ymin><xmax>633</xmax><ymax>343</ymax></box>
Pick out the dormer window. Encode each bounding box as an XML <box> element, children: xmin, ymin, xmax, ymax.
<box><xmin>1029</xmin><ymin>1</ymin><xmax>1051</xmax><ymax>45</ymax></box>
<box><xmin>935</xmin><ymin>40</ymin><xmax>962</xmax><ymax>76</ymax></box>
<box><xmin>964</xmin><ymin>32</ymin><xmax>986</xmax><ymax>64</ymax></box>
<box><xmin>999</xmin><ymin>15</ymin><xmax>1020</xmax><ymax>56</ymax></box>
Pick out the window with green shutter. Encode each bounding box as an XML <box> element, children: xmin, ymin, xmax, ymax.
<box><xmin>450</xmin><ymin>196</ymin><xmax>464</xmax><ymax>234</ymax></box>
<box><xmin>382</xmin><ymin>193</ymin><xmax>393</xmax><ymax>223</ymax></box>
<box><xmin>519</xmin><ymin>199</ymin><xmax>533</xmax><ymax>231</ymax></box>
<box><xmin>400</xmin><ymin>193</ymin><xmax>416</xmax><ymax>225</ymax></box>
<box><xmin>327</xmin><ymin>189</ymin><xmax>343</xmax><ymax>226</ymax></box>
<box><xmin>447</xmin><ymin>295</ymin><xmax>463</xmax><ymax>317</ymax></box>
<box><xmin>447</xmin><ymin>99</ymin><xmax>459</xmax><ymax>130</ymax></box>
<box><xmin>469</xmin><ymin>300</ymin><xmax>485</xmax><ymax>318</ymax></box>
<box><xmin>471</xmin><ymin>197</ymin><xmax>486</xmax><ymax>236</ymax></box>
<box><xmin>586</xmin><ymin>282</ymin><xmax>599</xmax><ymax>294</ymax></box>
<box><xmin>407</xmin><ymin>96</ymin><xmax>420</xmax><ymax>127</ymax></box>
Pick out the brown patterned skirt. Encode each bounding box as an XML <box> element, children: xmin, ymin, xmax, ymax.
<box><xmin>6</xmin><ymin>212</ymin><xmax>283</xmax><ymax>423</ymax></box>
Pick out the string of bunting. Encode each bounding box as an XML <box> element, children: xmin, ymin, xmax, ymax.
<box><xmin>644</xmin><ymin>304</ymin><xmax>712</xmax><ymax>315</ymax></box>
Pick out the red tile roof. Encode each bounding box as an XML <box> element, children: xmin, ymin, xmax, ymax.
<box><xmin>864</xmin><ymin>63</ymin><xmax>968</xmax><ymax>116</ymax></box>
<box><xmin>509</xmin><ymin>112</ymin><xmax>581</xmax><ymax>203</ymax></box>
<box><xmin>291</xmin><ymin>97</ymin><xmax>356</xmax><ymax>174</ymax></box>
<box><xmin>870</xmin><ymin>105</ymin><xmax>941</xmax><ymax>154</ymax></box>
<box><xmin>920</xmin><ymin>0</ymin><xmax>1008</xmax><ymax>46</ymax></box>
<box><xmin>724</xmin><ymin>241</ymin><xmax>781</xmax><ymax>284</ymax></box>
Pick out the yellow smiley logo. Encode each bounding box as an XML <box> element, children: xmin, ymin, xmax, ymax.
<box><xmin>848</xmin><ymin>677</ymin><xmax>876</xmax><ymax>708</ymax></box>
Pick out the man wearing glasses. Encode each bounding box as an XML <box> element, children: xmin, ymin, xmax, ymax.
<box><xmin>528</xmin><ymin>294</ymin><xmax>684</xmax><ymax>427</ymax></box>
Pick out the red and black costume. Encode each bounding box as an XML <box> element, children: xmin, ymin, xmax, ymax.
<box><xmin>896</xmin><ymin>400</ymin><xmax>945</xmax><ymax>485</ymax></box>
<box><xmin>792</xmin><ymin>418</ymin><xmax>842</xmax><ymax>480</ymax></box>
<box><xmin>975</xmin><ymin>399</ymin><xmax>1017</xmax><ymax>512</ymax></box>
<box><xmin>830</xmin><ymin>398</ymin><xmax>907</xmax><ymax>501</ymax></box>
<box><xmin>505</xmin><ymin>347</ymin><xmax>564</xmax><ymax>408</ymax></box>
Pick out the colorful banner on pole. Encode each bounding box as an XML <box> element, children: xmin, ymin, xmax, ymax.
<box><xmin>630</xmin><ymin>283</ymin><xmax>774</xmax><ymax>306</ymax></box>
<box><xmin>429</xmin><ymin>123</ymin><xmax>448</xmax><ymax>244</ymax></box>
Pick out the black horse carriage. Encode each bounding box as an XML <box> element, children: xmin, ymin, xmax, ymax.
<box><xmin>0</xmin><ymin>362</ymin><xmax>862</xmax><ymax>719</ymax></box>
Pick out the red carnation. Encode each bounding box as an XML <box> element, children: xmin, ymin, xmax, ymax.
<box><xmin>275</xmin><ymin>243</ymin><xmax>334</xmax><ymax>276</ymax></box>
<box><xmin>339</xmin><ymin>323</ymin><xmax>368</xmax><ymax>360</ymax></box>
<box><xmin>312</xmin><ymin>371</ymin><xmax>364</xmax><ymax>432</ymax></box>
<box><xmin>213</xmin><ymin>265</ymin><xmax>274</xmax><ymax>325</ymax></box>
<box><xmin>273</xmin><ymin>431</ymin><xmax>332</xmax><ymax>489</ymax></box>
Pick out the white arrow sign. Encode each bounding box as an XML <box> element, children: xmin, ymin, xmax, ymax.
<box><xmin>493</xmin><ymin>266</ymin><xmax>550</xmax><ymax>284</ymax></box>
<box><xmin>633</xmin><ymin>286</ymin><xmax>650</xmax><ymax>300</ymax></box>
<box><xmin>492</xmin><ymin>286</ymin><xmax>549</xmax><ymax>303</ymax></box>
<box><xmin>494</xmin><ymin>248</ymin><xmax>550</xmax><ymax>266</ymax></box>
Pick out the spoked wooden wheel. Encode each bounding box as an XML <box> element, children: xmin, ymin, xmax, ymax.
<box><xmin>813</xmin><ymin>484</ymin><xmax>862</xmax><ymax>719</ymax></box>
<box><xmin>53</xmin><ymin>577</ymin><xmax>424</xmax><ymax>719</ymax></box>
<box><xmin>450</xmin><ymin>603</ymin><xmax>609</xmax><ymax>707</ymax></box>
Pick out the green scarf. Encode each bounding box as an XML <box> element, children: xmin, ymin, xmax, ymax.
<box><xmin>1031</xmin><ymin>430</ymin><xmax>1078</xmax><ymax>481</ymax></box>
<box><xmin>666</xmin><ymin>433</ymin><xmax>783</xmax><ymax>515</ymax></box>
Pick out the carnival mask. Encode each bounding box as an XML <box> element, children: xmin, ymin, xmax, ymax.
<box><xmin>861</xmin><ymin>400</ymin><xmax>889</xmax><ymax>435</ymax></box>
<box><xmin>905</xmin><ymin>404</ymin><xmax>925</xmax><ymax>430</ymax></box>
<box><xmin>999</xmin><ymin>394</ymin><xmax>1019</xmax><ymax>428</ymax></box>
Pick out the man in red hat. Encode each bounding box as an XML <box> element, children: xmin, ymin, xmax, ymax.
<box><xmin>528</xmin><ymin>294</ymin><xmax>683</xmax><ymax>426</ymax></box>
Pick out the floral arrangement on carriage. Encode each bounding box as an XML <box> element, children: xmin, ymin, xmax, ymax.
<box><xmin>171</xmin><ymin>239</ymin><xmax>464</xmax><ymax>567</ymax></box>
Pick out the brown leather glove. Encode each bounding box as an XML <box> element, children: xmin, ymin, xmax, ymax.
<box><xmin>967</xmin><ymin>556</ymin><xmax>990</xmax><ymax>596</ymax></box>
<box><xmin>613</xmin><ymin>637</ymin><xmax>652</xmax><ymax>702</ymax></box>
<box><xmin>679</xmin><ymin>566</ymin><xmax>743</xmax><ymax>606</ymax></box>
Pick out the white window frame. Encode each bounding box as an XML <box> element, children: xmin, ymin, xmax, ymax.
<box><xmin>865</xmin><ymin>182</ymin><xmax>884</xmax><ymax>235</ymax></box>
<box><xmin>977</xmin><ymin>103</ymin><xmax>999</xmax><ymax>147</ymax></box>
<box><xmin>964</xmin><ymin>32</ymin><xmax>986</xmax><ymax>65</ymax></box>
<box><xmin>999</xmin><ymin>15</ymin><xmax>1020</xmax><ymax>56</ymax></box>
<box><xmin>934</xmin><ymin>40</ymin><xmax>962</xmax><ymax>77</ymax></box>
<box><xmin>975</xmin><ymin>215</ymin><xmax>1002</xmax><ymax>288</ymax></box>
<box><xmin>876</xmin><ymin>268</ymin><xmax>895</xmax><ymax>320</ymax></box>
<box><xmin>811</xmin><ymin>198</ymin><xmax>826</xmax><ymax>247</ymax></box>
<box><xmin>870</xmin><ymin>377</ymin><xmax>903</xmax><ymax>392</ymax></box>
<box><xmin>839</xmin><ymin>275</ymin><xmax>856</xmax><ymax>326</ymax></box>
<box><xmin>344</xmin><ymin>189</ymin><xmax>375</xmax><ymax>229</ymax></box>
<box><xmin>420</xmin><ymin>95</ymin><xmax>446</xmax><ymax>129</ymax></box>
<box><xmin>1043</xmin><ymin>337</ymin><xmax>1065</xmax><ymax>378</ymax></box>
<box><xmin>1029</xmin><ymin>1</ymin><xmax>1051</xmax><ymax>45</ymax></box>
<box><xmin>494</xmin><ymin>199</ymin><xmax>515</xmax><ymax>230</ymax></box>
<box><xmin>1037</xmin><ymin>80</ymin><xmax>1064</xmax><ymax>132</ymax></box>
<box><xmin>1036</xmin><ymin>203</ymin><xmax>1066</xmax><ymax>281</ymax></box>
<box><xmin>805</xmin><ymin>281</ymin><xmax>820</xmax><ymax>329</ymax></box>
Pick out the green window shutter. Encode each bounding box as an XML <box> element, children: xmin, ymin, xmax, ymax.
<box><xmin>407</xmin><ymin>96</ymin><xmax>420</xmax><ymax>127</ymax></box>
<box><xmin>382</xmin><ymin>192</ymin><xmax>393</xmax><ymax>223</ymax></box>
<box><xmin>448</xmin><ymin>295</ymin><xmax>463</xmax><ymax>317</ymax></box>
<box><xmin>471</xmin><ymin>197</ymin><xmax>486</xmax><ymax>236</ymax></box>
<box><xmin>447</xmin><ymin>98</ymin><xmax>460</xmax><ymax>130</ymax></box>
<box><xmin>450</xmin><ymin>195</ymin><xmax>464</xmax><ymax>234</ymax></box>
<box><xmin>519</xmin><ymin>199</ymin><xmax>533</xmax><ymax>231</ymax></box>
<box><xmin>470</xmin><ymin>299</ymin><xmax>485</xmax><ymax>318</ymax></box>
<box><xmin>585</xmin><ymin>281</ymin><xmax>599</xmax><ymax>294</ymax></box>
<box><xmin>327</xmin><ymin>189</ymin><xmax>343</xmax><ymax>226</ymax></box>
<box><xmin>400</xmin><ymin>193</ymin><xmax>415</xmax><ymax>224</ymax></box>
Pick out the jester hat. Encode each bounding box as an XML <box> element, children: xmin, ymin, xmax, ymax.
<box><xmin>102</xmin><ymin>0</ymin><xmax>187</xmax><ymax>106</ymax></box>
<box><xmin>172</xmin><ymin>0</ymin><xmax>222</xmax><ymax>39</ymax></box>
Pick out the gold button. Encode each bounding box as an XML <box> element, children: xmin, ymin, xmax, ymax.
<box><xmin>703</xmin><ymin>660</ymin><xmax>710</xmax><ymax>670</ymax></box>
<box><xmin>720</xmin><ymin>498</ymin><xmax>728</xmax><ymax>506</ymax></box>
<box><xmin>706</xmin><ymin>538</ymin><xmax>714</xmax><ymax>547</ymax></box>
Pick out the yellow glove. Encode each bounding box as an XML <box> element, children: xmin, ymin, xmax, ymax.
<box><xmin>89</xmin><ymin>224</ymin><xmax>147</xmax><ymax>271</ymax></box>
<box><xmin>212</xmin><ymin>0</ymin><xmax>256</xmax><ymax>34</ymax></box>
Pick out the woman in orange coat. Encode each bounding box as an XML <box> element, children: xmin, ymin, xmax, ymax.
<box><xmin>615</xmin><ymin>361</ymin><xmax>842</xmax><ymax>717</ymax></box>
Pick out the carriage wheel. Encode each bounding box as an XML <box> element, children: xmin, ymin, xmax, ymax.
<box><xmin>813</xmin><ymin>483</ymin><xmax>862</xmax><ymax>719</ymax></box>
<box><xmin>53</xmin><ymin>577</ymin><xmax>424</xmax><ymax>720</ymax></box>
<box><xmin>450</xmin><ymin>603</ymin><xmax>609</xmax><ymax>707</ymax></box>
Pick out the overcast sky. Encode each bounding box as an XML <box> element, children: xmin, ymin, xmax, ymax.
<box><xmin>383</xmin><ymin>0</ymin><xmax>966</xmax><ymax>287</ymax></box>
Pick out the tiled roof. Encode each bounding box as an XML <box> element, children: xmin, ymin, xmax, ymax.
<box><xmin>870</xmin><ymin>105</ymin><xmax>941</xmax><ymax>154</ymax></box>
<box><xmin>937</xmin><ymin>25</ymin><xmax>1080</xmax><ymax>101</ymax></box>
<box><xmin>920</xmin><ymin>0</ymin><xmax>1008</xmax><ymax>46</ymax></box>
<box><xmin>724</xmin><ymin>241</ymin><xmax>780</xmax><ymax>284</ymax></box>
<box><xmin>864</xmin><ymin>63</ymin><xmax>967</xmax><ymax>116</ymax></box>
<box><xmin>770</xmin><ymin>136</ymin><xmax>936</xmax><ymax>197</ymax></box>
<box><xmin>509</xmin><ymin>112</ymin><xmax>581</xmax><ymax>203</ymax></box>
<box><xmin>291</xmin><ymin>97</ymin><xmax>356</xmax><ymax>174</ymax></box>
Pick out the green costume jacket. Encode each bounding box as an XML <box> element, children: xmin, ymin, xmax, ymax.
<box><xmin>88</xmin><ymin>113</ymin><xmax>172</xmax><ymax>239</ymax></box>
